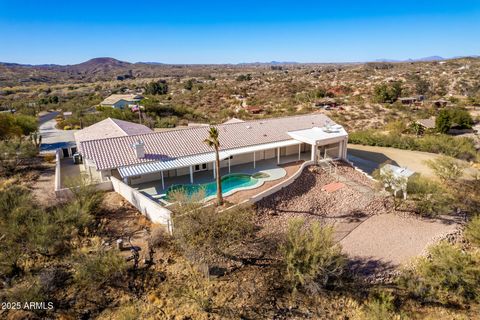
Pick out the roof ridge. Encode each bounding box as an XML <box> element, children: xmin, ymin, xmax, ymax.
<box><xmin>106</xmin><ymin>117</ymin><xmax>129</xmax><ymax>135</ymax></box>
<box><xmin>80</xmin><ymin>113</ymin><xmax>327</xmax><ymax>145</ymax></box>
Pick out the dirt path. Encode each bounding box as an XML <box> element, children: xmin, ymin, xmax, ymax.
<box><xmin>347</xmin><ymin>144</ymin><xmax>440</xmax><ymax>177</ymax></box>
<box><xmin>30</xmin><ymin>162</ymin><xmax>58</xmax><ymax>207</ymax></box>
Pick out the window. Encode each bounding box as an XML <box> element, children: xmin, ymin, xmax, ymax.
<box><xmin>194</xmin><ymin>163</ymin><xmax>208</xmax><ymax>172</ymax></box>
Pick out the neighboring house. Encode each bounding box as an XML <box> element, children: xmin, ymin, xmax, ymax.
<box><xmin>244</xmin><ymin>106</ymin><xmax>264</xmax><ymax>114</ymax></box>
<box><xmin>223</xmin><ymin>117</ymin><xmax>245</xmax><ymax>124</ymax></box>
<box><xmin>432</xmin><ymin>99</ymin><xmax>448</xmax><ymax>108</ymax></box>
<box><xmin>398</xmin><ymin>97</ymin><xmax>418</xmax><ymax>105</ymax></box>
<box><xmin>80</xmin><ymin>114</ymin><xmax>348</xmax><ymax>186</ymax></box>
<box><xmin>315</xmin><ymin>98</ymin><xmax>337</xmax><ymax>109</ymax></box>
<box><xmin>74</xmin><ymin>118</ymin><xmax>153</xmax><ymax>154</ymax></box>
<box><xmin>100</xmin><ymin>94</ymin><xmax>143</xmax><ymax>109</ymax></box>
<box><xmin>415</xmin><ymin>117</ymin><xmax>436</xmax><ymax>130</ymax></box>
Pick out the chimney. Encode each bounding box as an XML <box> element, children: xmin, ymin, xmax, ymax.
<box><xmin>133</xmin><ymin>140</ymin><xmax>145</xmax><ymax>159</ymax></box>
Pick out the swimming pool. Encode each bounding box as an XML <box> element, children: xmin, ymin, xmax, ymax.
<box><xmin>165</xmin><ymin>173</ymin><xmax>260</xmax><ymax>200</ymax></box>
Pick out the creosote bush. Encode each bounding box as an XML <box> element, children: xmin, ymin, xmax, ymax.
<box><xmin>426</xmin><ymin>156</ymin><xmax>467</xmax><ymax>182</ymax></box>
<box><xmin>281</xmin><ymin>218</ymin><xmax>345</xmax><ymax>294</ymax></box>
<box><xmin>349</xmin><ymin>130</ymin><xmax>477</xmax><ymax>161</ymax></box>
<box><xmin>465</xmin><ymin>215</ymin><xmax>480</xmax><ymax>247</ymax></box>
<box><xmin>400</xmin><ymin>242</ymin><xmax>480</xmax><ymax>306</ymax></box>
<box><xmin>74</xmin><ymin>242</ymin><xmax>126</xmax><ymax>288</ymax></box>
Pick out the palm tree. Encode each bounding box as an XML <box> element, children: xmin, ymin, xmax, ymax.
<box><xmin>204</xmin><ymin>127</ymin><xmax>223</xmax><ymax>206</ymax></box>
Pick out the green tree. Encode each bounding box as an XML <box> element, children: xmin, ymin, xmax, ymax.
<box><xmin>281</xmin><ymin>218</ymin><xmax>345</xmax><ymax>294</ymax></box>
<box><xmin>435</xmin><ymin>109</ymin><xmax>451</xmax><ymax>133</ymax></box>
<box><xmin>373</xmin><ymin>81</ymin><xmax>403</xmax><ymax>103</ymax></box>
<box><xmin>204</xmin><ymin>127</ymin><xmax>223</xmax><ymax>206</ymax></box>
<box><xmin>409</xmin><ymin>122</ymin><xmax>424</xmax><ymax>136</ymax></box>
<box><xmin>449</xmin><ymin>108</ymin><xmax>474</xmax><ymax>129</ymax></box>
<box><xmin>184</xmin><ymin>79</ymin><xmax>194</xmax><ymax>90</ymax></box>
<box><xmin>144</xmin><ymin>79</ymin><xmax>168</xmax><ymax>95</ymax></box>
<box><xmin>413</xmin><ymin>76</ymin><xmax>430</xmax><ymax>96</ymax></box>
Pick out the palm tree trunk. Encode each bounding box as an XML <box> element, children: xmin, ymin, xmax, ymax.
<box><xmin>215</xmin><ymin>146</ymin><xmax>223</xmax><ymax>205</ymax></box>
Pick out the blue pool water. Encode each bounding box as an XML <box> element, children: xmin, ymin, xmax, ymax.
<box><xmin>166</xmin><ymin>173</ymin><xmax>258</xmax><ymax>199</ymax></box>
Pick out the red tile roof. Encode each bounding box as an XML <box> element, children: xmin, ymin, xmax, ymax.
<box><xmin>81</xmin><ymin>113</ymin><xmax>332</xmax><ymax>170</ymax></box>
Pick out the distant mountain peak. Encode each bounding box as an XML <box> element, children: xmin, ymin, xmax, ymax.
<box><xmin>74</xmin><ymin>57</ymin><xmax>131</xmax><ymax>67</ymax></box>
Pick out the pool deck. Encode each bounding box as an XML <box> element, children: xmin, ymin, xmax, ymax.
<box><xmin>133</xmin><ymin>152</ymin><xmax>311</xmax><ymax>203</ymax></box>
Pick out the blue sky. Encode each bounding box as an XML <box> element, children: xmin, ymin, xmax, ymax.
<box><xmin>0</xmin><ymin>0</ymin><xmax>479</xmax><ymax>64</ymax></box>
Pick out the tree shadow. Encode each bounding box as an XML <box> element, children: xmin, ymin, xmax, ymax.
<box><xmin>346</xmin><ymin>256</ymin><xmax>398</xmax><ymax>279</ymax></box>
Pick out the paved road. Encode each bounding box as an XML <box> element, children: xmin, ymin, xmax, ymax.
<box><xmin>38</xmin><ymin>111</ymin><xmax>77</xmax><ymax>153</ymax></box>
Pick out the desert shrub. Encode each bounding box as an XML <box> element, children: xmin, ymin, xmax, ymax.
<box><xmin>0</xmin><ymin>138</ymin><xmax>37</xmax><ymax>176</ymax></box>
<box><xmin>426</xmin><ymin>156</ymin><xmax>466</xmax><ymax>182</ymax></box>
<box><xmin>148</xmin><ymin>225</ymin><xmax>170</xmax><ymax>248</ymax></box>
<box><xmin>358</xmin><ymin>292</ymin><xmax>401</xmax><ymax>320</ymax></box>
<box><xmin>400</xmin><ymin>242</ymin><xmax>480</xmax><ymax>306</ymax></box>
<box><xmin>407</xmin><ymin>176</ymin><xmax>452</xmax><ymax>216</ymax></box>
<box><xmin>74</xmin><ymin>245</ymin><xmax>126</xmax><ymax>288</ymax></box>
<box><xmin>465</xmin><ymin>215</ymin><xmax>480</xmax><ymax>247</ymax></box>
<box><xmin>349</xmin><ymin>130</ymin><xmax>477</xmax><ymax>161</ymax></box>
<box><xmin>43</xmin><ymin>153</ymin><xmax>56</xmax><ymax>162</ymax></box>
<box><xmin>38</xmin><ymin>267</ymin><xmax>71</xmax><ymax>294</ymax></box>
<box><xmin>281</xmin><ymin>218</ymin><xmax>345</xmax><ymax>294</ymax></box>
<box><xmin>173</xmin><ymin>203</ymin><xmax>255</xmax><ymax>263</ymax></box>
<box><xmin>0</xmin><ymin>113</ymin><xmax>37</xmax><ymax>139</ymax></box>
<box><xmin>4</xmin><ymin>277</ymin><xmax>45</xmax><ymax>305</ymax></box>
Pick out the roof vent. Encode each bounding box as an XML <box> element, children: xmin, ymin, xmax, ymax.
<box><xmin>133</xmin><ymin>140</ymin><xmax>145</xmax><ymax>159</ymax></box>
<box><xmin>246</xmin><ymin>125</ymin><xmax>252</xmax><ymax>129</ymax></box>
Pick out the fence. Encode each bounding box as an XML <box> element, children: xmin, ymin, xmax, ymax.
<box><xmin>54</xmin><ymin>148</ymin><xmax>113</xmax><ymax>199</ymax></box>
<box><xmin>111</xmin><ymin>177</ymin><xmax>173</xmax><ymax>234</ymax></box>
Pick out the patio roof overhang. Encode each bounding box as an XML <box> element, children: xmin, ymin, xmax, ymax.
<box><xmin>288</xmin><ymin>125</ymin><xmax>348</xmax><ymax>145</ymax></box>
<box><xmin>117</xmin><ymin>139</ymin><xmax>302</xmax><ymax>178</ymax></box>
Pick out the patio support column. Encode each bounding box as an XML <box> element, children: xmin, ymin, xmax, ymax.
<box><xmin>228</xmin><ymin>157</ymin><xmax>231</xmax><ymax>173</ymax></box>
<box><xmin>189</xmin><ymin>166</ymin><xmax>194</xmax><ymax>184</ymax></box>
<box><xmin>277</xmin><ymin>147</ymin><xmax>280</xmax><ymax>164</ymax></box>
<box><xmin>253</xmin><ymin>152</ymin><xmax>256</xmax><ymax>168</ymax></box>
<box><xmin>213</xmin><ymin>162</ymin><xmax>216</xmax><ymax>179</ymax></box>
<box><xmin>311</xmin><ymin>143</ymin><xmax>317</xmax><ymax>164</ymax></box>
<box><xmin>298</xmin><ymin>144</ymin><xmax>301</xmax><ymax>160</ymax></box>
<box><xmin>161</xmin><ymin>171</ymin><xmax>165</xmax><ymax>189</ymax></box>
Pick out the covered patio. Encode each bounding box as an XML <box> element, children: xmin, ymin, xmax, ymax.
<box><xmin>132</xmin><ymin>152</ymin><xmax>311</xmax><ymax>203</ymax></box>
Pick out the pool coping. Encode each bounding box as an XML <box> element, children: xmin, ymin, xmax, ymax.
<box><xmin>161</xmin><ymin>169</ymin><xmax>287</xmax><ymax>205</ymax></box>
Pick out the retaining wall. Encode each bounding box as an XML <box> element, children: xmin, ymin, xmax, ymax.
<box><xmin>111</xmin><ymin>176</ymin><xmax>173</xmax><ymax>233</ymax></box>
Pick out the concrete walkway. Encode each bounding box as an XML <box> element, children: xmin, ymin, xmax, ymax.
<box><xmin>340</xmin><ymin>213</ymin><xmax>460</xmax><ymax>267</ymax></box>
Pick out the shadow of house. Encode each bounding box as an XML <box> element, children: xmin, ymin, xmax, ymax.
<box><xmin>347</xmin><ymin>148</ymin><xmax>399</xmax><ymax>175</ymax></box>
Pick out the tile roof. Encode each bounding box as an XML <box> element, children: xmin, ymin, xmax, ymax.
<box><xmin>81</xmin><ymin>113</ymin><xmax>333</xmax><ymax>171</ymax></box>
<box><xmin>74</xmin><ymin>118</ymin><xmax>152</xmax><ymax>152</ymax></box>
<box><xmin>100</xmin><ymin>94</ymin><xmax>142</xmax><ymax>105</ymax></box>
<box><xmin>416</xmin><ymin>117</ymin><xmax>436</xmax><ymax>129</ymax></box>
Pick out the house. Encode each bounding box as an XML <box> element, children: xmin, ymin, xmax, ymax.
<box><xmin>398</xmin><ymin>97</ymin><xmax>418</xmax><ymax>105</ymax></box>
<box><xmin>79</xmin><ymin>114</ymin><xmax>348</xmax><ymax>186</ymax></box>
<box><xmin>74</xmin><ymin>118</ymin><xmax>152</xmax><ymax>155</ymax></box>
<box><xmin>315</xmin><ymin>98</ymin><xmax>337</xmax><ymax>109</ymax></box>
<box><xmin>432</xmin><ymin>99</ymin><xmax>448</xmax><ymax>108</ymax></box>
<box><xmin>244</xmin><ymin>106</ymin><xmax>263</xmax><ymax>114</ymax></box>
<box><xmin>100</xmin><ymin>94</ymin><xmax>143</xmax><ymax>109</ymax></box>
<box><xmin>415</xmin><ymin>117</ymin><xmax>436</xmax><ymax>130</ymax></box>
<box><xmin>223</xmin><ymin>117</ymin><xmax>245</xmax><ymax>124</ymax></box>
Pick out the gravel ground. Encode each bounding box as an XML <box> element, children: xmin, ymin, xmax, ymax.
<box><xmin>254</xmin><ymin>161</ymin><xmax>461</xmax><ymax>277</ymax></box>
<box><xmin>255</xmin><ymin>162</ymin><xmax>389</xmax><ymax>243</ymax></box>
<box><xmin>340</xmin><ymin>213</ymin><xmax>460</xmax><ymax>266</ymax></box>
